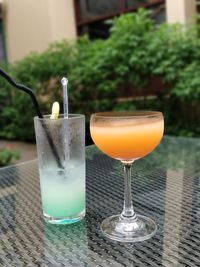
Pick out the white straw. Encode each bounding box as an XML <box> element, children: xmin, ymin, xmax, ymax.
<box><xmin>61</xmin><ymin>77</ymin><xmax>68</xmax><ymax>118</ymax></box>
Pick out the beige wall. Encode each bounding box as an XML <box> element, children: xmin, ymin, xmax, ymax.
<box><xmin>3</xmin><ymin>0</ymin><xmax>77</xmax><ymax>62</ymax></box>
<box><xmin>166</xmin><ymin>0</ymin><xmax>196</xmax><ymax>24</ymax></box>
<box><xmin>49</xmin><ymin>0</ymin><xmax>76</xmax><ymax>41</ymax></box>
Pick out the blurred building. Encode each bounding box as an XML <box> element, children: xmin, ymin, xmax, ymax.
<box><xmin>0</xmin><ymin>0</ymin><xmax>76</xmax><ymax>62</ymax></box>
<box><xmin>0</xmin><ymin>0</ymin><xmax>197</xmax><ymax>63</ymax></box>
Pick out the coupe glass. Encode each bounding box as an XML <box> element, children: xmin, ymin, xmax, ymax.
<box><xmin>90</xmin><ymin>111</ymin><xmax>164</xmax><ymax>242</ymax></box>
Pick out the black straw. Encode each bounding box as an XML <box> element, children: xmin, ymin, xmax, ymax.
<box><xmin>0</xmin><ymin>68</ymin><xmax>43</xmax><ymax>118</ymax></box>
<box><xmin>0</xmin><ymin>67</ymin><xmax>63</xmax><ymax>169</ymax></box>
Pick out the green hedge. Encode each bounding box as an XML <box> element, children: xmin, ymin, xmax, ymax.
<box><xmin>0</xmin><ymin>9</ymin><xmax>200</xmax><ymax>141</ymax></box>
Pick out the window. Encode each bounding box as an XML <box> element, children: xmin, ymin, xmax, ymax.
<box><xmin>74</xmin><ymin>0</ymin><xmax>166</xmax><ymax>39</ymax></box>
<box><xmin>79</xmin><ymin>0</ymin><xmax>119</xmax><ymax>20</ymax></box>
<box><xmin>125</xmin><ymin>0</ymin><xmax>147</xmax><ymax>9</ymax></box>
<box><xmin>0</xmin><ymin>5</ymin><xmax>6</xmax><ymax>63</ymax></box>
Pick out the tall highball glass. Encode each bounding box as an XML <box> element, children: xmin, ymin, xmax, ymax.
<box><xmin>90</xmin><ymin>111</ymin><xmax>164</xmax><ymax>242</ymax></box>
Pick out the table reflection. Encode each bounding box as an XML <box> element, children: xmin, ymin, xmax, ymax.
<box><xmin>43</xmin><ymin>221</ymin><xmax>88</xmax><ymax>266</ymax></box>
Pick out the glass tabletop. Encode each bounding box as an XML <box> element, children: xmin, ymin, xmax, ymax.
<box><xmin>0</xmin><ymin>136</ymin><xmax>200</xmax><ymax>266</ymax></box>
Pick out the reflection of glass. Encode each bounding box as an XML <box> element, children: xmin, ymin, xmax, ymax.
<box><xmin>34</xmin><ymin>114</ymin><xmax>85</xmax><ymax>224</ymax></box>
<box><xmin>90</xmin><ymin>111</ymin><xmax>164</xmax><ymax>242</ymax></box>
<box><xmin>43</xmin><ymin>221</ymin><xmax>88</xmax><ymax>266</ymax></box>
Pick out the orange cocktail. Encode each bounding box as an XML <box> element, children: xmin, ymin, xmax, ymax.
<box><xmin>90</xmin><ymin>116</ymin><xmax>164</xmax><ymax>160</ymax></box>
<box><xmin>90</xmin><ymin>111</ymin><xmax>164</xmax><ymax>243</ymax></box>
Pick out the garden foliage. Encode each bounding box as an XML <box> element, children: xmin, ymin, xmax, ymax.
<box><xmin>0</xmin><ymin>9</ymin><xmax>200</xmax><ymax>141</ymax></box>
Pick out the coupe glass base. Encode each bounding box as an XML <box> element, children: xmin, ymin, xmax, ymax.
<box><xmin>101</xmin><ymin>214</ymin><xmax>157</xmax><ymax>242</ymax></box>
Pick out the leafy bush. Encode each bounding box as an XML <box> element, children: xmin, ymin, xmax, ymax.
<box><xmin>0</xmin><ymin>148</ymin><xmax>20</xmax><ymax>167</ymax></box>
<box><xmin>0</xmin><ymin>8</ymin><xmax>200</xmax><ymax>141</ymax></box>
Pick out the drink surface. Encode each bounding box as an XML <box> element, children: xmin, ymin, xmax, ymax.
<box><xmin>90</xmin><ymin>118</ymin><xmax>164</xmax><ymax>160</ymax></box>
<box><xmin>40</xmin><ymin>162</ymin><xmax>85</xmax><ymax>218</ymax></box>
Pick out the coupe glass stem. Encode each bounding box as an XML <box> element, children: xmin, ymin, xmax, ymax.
<box><xmin>120</xmin><ymin>162</ymin><xmax>137</xmax><ymax>221</ymax></box>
